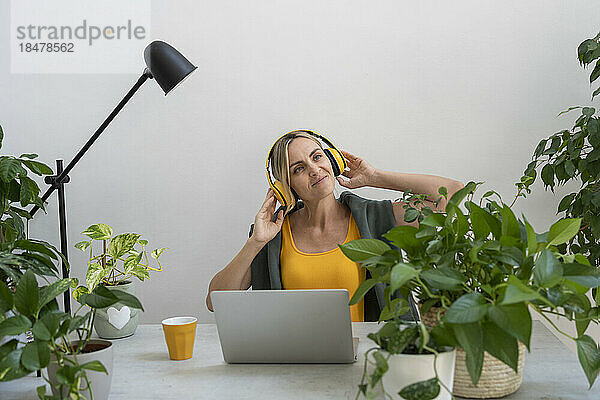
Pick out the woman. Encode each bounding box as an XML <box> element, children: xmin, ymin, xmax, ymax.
<box><xmin>206</xmin><ymin>130</ymin><xmax>463</xmax><ymax>321</ymax></box>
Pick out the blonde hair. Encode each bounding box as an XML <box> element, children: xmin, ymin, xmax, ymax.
<box><xmin>270</xmin><ymin>130</ymin><xmax>324</xmax><ymax>214</ymax></box>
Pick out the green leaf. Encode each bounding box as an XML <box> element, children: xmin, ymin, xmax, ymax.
<box><xmin>533</xmin><ymin>250</ymin><xmax>563</xmax><ymax>288</ymax></box>
<box><xmin>39</xmin><ymin>278</ymin><xmax>72</xmax><ymax>311</ymax></box>
<box><xmin>0</xmin><ymin>347</ymin><xmax>28</xmax><ymax>381</ymax></box>
<box><xmin>31</xmin><ymin>319</ymin><xmax>52</xmax><ymax>341</ymax></box>
<box><xmin>541</xmin><ymin>164</ymin><xmax>555</xmax><ymax>187</ymax></box>
<box><xmin>0</xmin><ymin>281</ymin><xmax>14</xmax><ymax>314</ymax></box>
<box><xmin>109</xmin><ymin>288</ymin><xmax>144</xmax><ymax>311</ymax></box>
<box><xmin>593</xmin><ymin>86</ymin><xmax>600</xmax><ymax>100</ymax></box>
<box><xmin>124</xmin><ymin>252</ymin><xmax>143</xmax><ymax>274</ymax></box>
<box><xmin>576</xmin><ymin>335</ymin><xmax>600</xmax><ymax>388</ymax></box>
<box><xmin>404</xmin><ymin>208</ymin><xmax>420</xmax><ymax>223</ymax></box>
<box><xmin>80</xmin><ymin>360</ymin><xmax>108</xmax><ymax>373</ymax></box>
<box><xmin>80</xmin><ymin>285</ymin><xmax>119</xmax><ymax>308</ymax></box>
<box><xmin>151</xmin><ymin>247</ymin><xmax>167</xmax><ymax>259</ymax></box>
<box><xmin>0</xmin><ymin>158</ymin><xmax>26</xmax><ymax>183</ymax></box>
<box><xmin>501</xmin><ymin>205</ymin><xmax>521</xmax><ymax>239</ymax></box>
<box><xmin>81</xmin><ymin>223</ymin><xmax>113</xmax><ymax>240</ymax></box>
<box><xmin>525</xmin><ymin>220</ymin><xmax>537</xmax><ymax>256</ymax></box>
<box><xmin>0</xmin><ymin>315</ymin><xmax>32</xmax><ymax>336</ymax></box>
<box><xmin>390</xmin><ymin>263</ymin><xmax>418</xmax><ymax>294</ymax></box>
<box><xmin>444</xmin><ymin>292</ymin><xmax>489</xmax><ymax>323</ymax></box>
<box><xmin>563</xmin><ymin>263</ymin><xmax>600</xmax><ymax>288</ymax></box>
<box><xmin>420</xmin><ymin>213</ymin><xmax>446</xmax><ymax>227</ymax></box>
<box><xmin>349</xmin><ymin>278</ymin><xmax>377</xmax><ymax>306</ymax></box>
<box><xmin>108</xmin><ymin>233</ymin><xmax>141</xmax><ymax>259</ymax></box>
<box><xmin>398</xmin><ymin>377</ymin><xmax>440</xmax><ymax>400</ymax></box>
<box><xmin>18</xmin><ymin>153</ymin><xmax>38</xmax><ymax>159</ymax></box>
<box><xmin>482</xmin><ymin>320</ymin><xmax>519</xmax><ymax>372</ymax></box>
<box><xmin>56</xmin><ymin>365</ymin><xmax>78</xmax><ymax>385</ymax></box>
<box><xmin>74</xmin><ymin>240</ymin><xmax>91</xmax><ymax>251</ymax></box>
<box><xmin>446</xmin><ymin>181</ymin><xmax>478</xmax><ymax>210</ymax></box>
<box><xmin>386</xmin><ymin>325</ymin><xmax>419</xmax><ymax>354</ymax></box>
<box><xmin>339</xmin><ymin>239</ymin><xmax>390</xmax><ymax>262</ymax></box>
<box><xmin>420</xmin><ymin>268</ymin><xmax>465</xmax><ymax>290</ymax></box>
<box><xmin>131</xmin><ymin>263</ymin><xmax>150</xmax><ymax>280</ymax></box>
<box><xmin>18</xmin><ymin>176</ymin><xmax>39</xmax><ymax>207</ymax></box>
<box><xmin>547</xmin><ymin>218</ymin><xmax>582</xmax><ymax>246</ymax></box>
<box><xmin>502</xmin><ymin>275</ymin><xmax>550</xmax><ymax>305</ymax></box>
<box><xmin>86</xmin><ymin>262</ymin><xmax>109</xmax><ymax>293</ymax></box>
<box><xmin>488</xmin><ymin>303</ymin><xmax>532</xmax><ymax>350</ymax></box>
<box><xmin>21</xmin><ymin>340</ymin><xmax>50</xmax><ymax>370</ymax></box>
<box><xmin>21</xmin><ymin>160</ymin><xmax>53</xmax><ymax>176</ymax></box>
<box><xmin>452</xmin><ymin>322</ymin><xmax>484</xmax><ymax>385</ymax></box>
<box><xmin>383</xmin><ymin>226</ymin><xmax>421</xmax><ymax>256</ymax></box>
<box><xmin>14</xmin><ymin>270</ymin><xmax>39</xmax><ymax>316</ymax></box>
<box><xmin>591</xmin><ymin>61</ymin><xmax>600</xmax><ymax>84</ymax></box>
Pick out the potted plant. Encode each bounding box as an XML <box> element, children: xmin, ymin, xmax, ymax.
<box><xmin>74</xmin><ymin>223</ymin><xmax>166</xmax><ymax>339</ymax></box>
<box><xmin>341</xmin><ymin>182</ymin><xmax>600</xmax><ymax>398</ymax></box>
<box><xmin>356</xmin><ymin>316</ymin><xmax>456</xmax><ymax>400</ymax></box>
<box><xmin>517</xmin><ymin>32</ymin><xmax>600</xmax><ymax>267</ymax></box>
<box><xmin>0</xmin><ymin>125</ymin><xmax>143</xmax><ymax>399</ymax></box>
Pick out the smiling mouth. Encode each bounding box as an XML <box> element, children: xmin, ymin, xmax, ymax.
<box><xmin>312</xmin><ymin>176</ymin><xmax>327</xmax><ymax>186</ymax></box>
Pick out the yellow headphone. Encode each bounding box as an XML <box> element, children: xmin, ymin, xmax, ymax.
<box><xmin>266</xmin><ymin>130</ymin><xmax>347</xmax><ymax>210</ymax></box>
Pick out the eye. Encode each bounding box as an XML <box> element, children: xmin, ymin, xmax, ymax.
<box><xmin>293</xmin><ymin>166</ymin><xmax>304</xmax><ymax>174</ymax></box>
<box><xmin>314</xmin><ymin>154</ymin><xmax>322</xmax><ymax>161</ymax></box>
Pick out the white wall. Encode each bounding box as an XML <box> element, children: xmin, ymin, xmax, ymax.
<box><xmin>1</xmin><ymin>1</ymin><xmax>599</xmax><ymax>347</ymax></box>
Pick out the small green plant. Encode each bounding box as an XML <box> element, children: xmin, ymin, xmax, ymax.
<box><xmin>517</xmin><ymin>32</ymin><xmax>600</xmax><ymax>267</ymax></box>
<box><xmin>356</xmin><ymin>319</ymin><xmax>452</xmax><ymax>400</ymax></box>
<box><xmin>0</xmin><ymin>125</ymin><xmax>144</xmax><ymax>399</ymax></box>
<box><xmin>74</xmin><ymin>223</ymin><xmax>167</xmax><ymax>292</ymax></box>
<box><xmin>341</xmin><ymin>182</ymin><xmax>600</xmax><ymax>398</ymax></box>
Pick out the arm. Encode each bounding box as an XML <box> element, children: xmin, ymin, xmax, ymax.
<box><xmin>336</xmin><ymin>150</ymin><xmax>464</xmax><ymax>227</ymax></box>
<box><xmin>205</xmin><ymin>237</ymin><xmax>265</xmax><ymax>312</ymax></box>
<box><xmin>371</xmin><ymin>170</ymin><xmax>464</xmax><ymax>226</ymax></box>
<box><xmin>205</xmin><ymin>188</ymin><xmax>284</xmax><ymax>312</ymax></box>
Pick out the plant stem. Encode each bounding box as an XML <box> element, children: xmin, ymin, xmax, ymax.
<box><xmin>533</xmin><ymin>306</ymin><xmax>577</xmax><ymax>341</ymax></box>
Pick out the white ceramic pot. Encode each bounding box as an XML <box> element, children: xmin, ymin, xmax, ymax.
<box><xmin>47</xmin><ymin>339</ymin><xmax>113</xmax><ymax>400</ymax></box>
<box><xmin>381</xmin><ymin>348</ymin><xmax>456</xmax><ymax>400</ymax></box>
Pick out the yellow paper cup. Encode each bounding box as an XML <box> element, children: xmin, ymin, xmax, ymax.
<box><xmin>161</xmin><ymin>316</ymin><xmax>197</xmax><ymax>360</ymax></box>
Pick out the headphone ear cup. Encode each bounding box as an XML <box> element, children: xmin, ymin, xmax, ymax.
<box><xmin>271</xmin><ymin>180</ymin><xmax>289</xmax><ymax>207</ymax></box>
<box><xmin>324</xmin><ymin>148</ymin><xmax>346</xmax><ymax>176</ymax></box>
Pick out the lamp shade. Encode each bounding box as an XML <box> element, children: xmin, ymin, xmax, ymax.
<box><xmin>144</xmin><ymin>41</ymin><xmax>197</xmax><ymax>95</ymax></box>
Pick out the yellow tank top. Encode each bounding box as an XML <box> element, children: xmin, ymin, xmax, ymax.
<box><xmin>280</xmin><ymin>213</ymin><xmax>365</xmax><ymax>322</ymax></box>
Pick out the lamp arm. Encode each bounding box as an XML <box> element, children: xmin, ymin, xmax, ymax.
<box><xmin>29</xmin><ymin>69</ymin><xmax>153</xmax><ymax>218</ymax></box>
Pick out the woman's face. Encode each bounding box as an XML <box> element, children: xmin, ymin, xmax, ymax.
<box><xmin>287</xmin><ymin>137</ymin><xmax>335</xmax><ymax>202</ymax></box>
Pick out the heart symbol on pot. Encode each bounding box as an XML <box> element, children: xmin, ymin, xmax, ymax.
<box><xmin>107</xmin><ymin>306</ymin><xmax>131</xmax><ymax>330</ymax></box>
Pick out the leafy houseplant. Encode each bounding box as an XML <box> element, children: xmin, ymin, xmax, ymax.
<box><xmin>0</xmin><ymin>125</ymin><xmax>143</xmax><ymax>399</ymax></box>
<box><xmin>356</xmin><ymin>318</ymin><xmax>456</xmax><ymax>400</ymax></box>
<box><xmin>341</xmin><ymin>182</ymin><xmax>600</xmax><ymax>399</ymax></box>
<box><xmin>73</xmin><ymin>223</ymin><xmax>166</xmax><ymax>339</ymax></box>
<box><xmin>517</xmin><ymin>32</ymin><xmax>600</xmax><ymax>268</ymax></box>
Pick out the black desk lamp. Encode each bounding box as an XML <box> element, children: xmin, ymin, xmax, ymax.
<box><xmin>28</xmin><ymin>40</ymin><xmax>196</xmax><ymax>313</ymax></box>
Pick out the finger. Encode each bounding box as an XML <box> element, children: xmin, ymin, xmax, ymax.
<box><xmin>259</xmin><ymin>195</ymin><xmax>275</xmax><ymax>212</ymax></box>
<box><xmin>341</xmin><ymin>170</ymin><xmax>352</xmax><ymax>178</ymax></box>
<box><xmin>336</xmin><ymin>176</ymin><xmax>350</xmax><ymax>188</ymax></box>
<box><xmin>340</xmin><ymin>150</ymin><xmax>358</xmax><ymax>160</ymax></box>
<box><xmin>265</xmin><ymin>188</ymin><xmax>274</xmax><ymax>201</ymax></box>
<box><xmin>275</xmin><ymin>209</ymin><xmax>285</xmax><ymax>227</ymax></box>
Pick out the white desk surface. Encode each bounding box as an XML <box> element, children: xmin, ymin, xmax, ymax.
<box><xmin>2</xmin><ymin>321</ymin><xmax>599</xmax><ymax>399</ymax></box>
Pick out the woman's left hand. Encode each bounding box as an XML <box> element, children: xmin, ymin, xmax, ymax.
<box><xmin>336</xmin><ymin>150</ymin><xmax>378</xmax><ymax>189</ymax></box>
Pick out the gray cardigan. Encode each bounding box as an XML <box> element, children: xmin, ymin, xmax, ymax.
<box><xmin>249</xmin><ymin>191</ymin><xmax>417</xmax><ymax>322</ymax></box>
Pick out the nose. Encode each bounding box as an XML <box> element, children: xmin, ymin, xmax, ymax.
<box><xmin>307</xmin><ymin>161</ymin><xmax>320</xmax><ymax>176</ymax></box>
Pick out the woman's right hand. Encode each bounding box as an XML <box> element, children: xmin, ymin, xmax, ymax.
<box><xmin>250</xmin><ymin>188</ymin><xmax>285</xmax><ymax>245</ymax></box>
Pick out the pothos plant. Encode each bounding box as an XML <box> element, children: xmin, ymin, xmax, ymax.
<box><xmin>341</xmin><ymin>182</ymin><xmax>600</xmax><ymax>399</ymax></box>
<box><xmin>73</xmin><ymin>223</ymin><xmax>167</xmax><ymax>293</ymax></box>
<box><xmin>0</xmin><ymin>125</ymin><xmax>143</xmax><ymax>399</ymax></box>
<box><xmin>517</xmin><ymin>32</ymin><xmax>600</xmax><ymax>267</ymax></box>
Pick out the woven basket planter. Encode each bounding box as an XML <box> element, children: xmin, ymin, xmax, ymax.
<box><xmin>421</xmin><ymin>307</ymin><xmax>526</xmax><ymax>399</ymax></box>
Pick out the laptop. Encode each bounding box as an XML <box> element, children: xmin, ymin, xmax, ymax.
<box><xmin>210</xmin><ymin>289</ymin><xmax>359</xmax><ymax>364</ymax></box>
